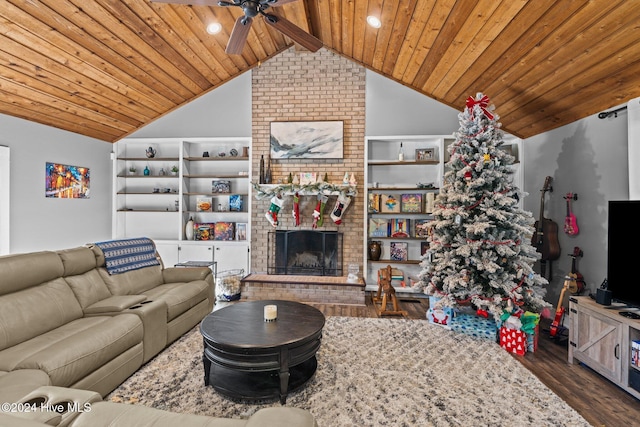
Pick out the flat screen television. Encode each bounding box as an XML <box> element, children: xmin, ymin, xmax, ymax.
<box><xmin>607</xmin><ymin>200</ymin><xmax>640</xmax><ymax>310</ymax></box>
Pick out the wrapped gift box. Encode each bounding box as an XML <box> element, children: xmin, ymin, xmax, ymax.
<box><xmin>427</xmin><ymin>296</ymin><xmax>453</xmax><ymax>328</ymax></box>
<box><xmin>526</xmin><ymin>324</ymin><xmax>539</xmax><ymax>353</ymax></box>
<box><xmin>450</xmin><ymin>313</ymin><xmax>498</xmax><ymax>342</ymax></box>
<box><xmin>500</xmin><ymin>327</ymin><xmax>527</xmax><ymax>356</ymax></box>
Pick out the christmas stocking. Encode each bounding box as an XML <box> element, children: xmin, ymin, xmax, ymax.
<box><xmin>265</xmin><ymin>195</ymin><xmax>283</xmax><ymax>227</ymax></box>
<box><xmin>312</xmin><ymin>195</ymin><xmax>328</xmax><ymax>228</ymax></box>
<box><xmin>330</xmin><ymin>194</ymin><xmax>351</xmax><ymax>225</ymax></box>
<box><xmin>292</xmin><ymin>192</ymin><xmax>300</xmax><ymax>226</ymax></box>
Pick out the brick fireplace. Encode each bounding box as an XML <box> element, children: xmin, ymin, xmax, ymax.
<box><xmin>246</xmin><ymin>47</ymin><xmax>366</xmax><ymax>305</ymax></box>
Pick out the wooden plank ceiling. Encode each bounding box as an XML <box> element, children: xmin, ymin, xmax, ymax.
<box><xmin>1</xmin><ymin>0</ymin><xmax>639</xmax><ymax>143</ymax></box>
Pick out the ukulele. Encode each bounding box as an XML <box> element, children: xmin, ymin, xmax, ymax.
<box><xmin>567</xmin><ymin>246</ymin><xmax>585</xmax><ymax>294</ymax></box>
<box><xmin>532</xmin><ymin>177</ymin><xmax>561</xmax><ymax>278</ymax></box>
<box><xmin>550</xmin><ymin>247</ymin><xmax>584</xmax><ymax>338</ymax></box>
<box><xmin>564</xmin><ymin>193</ymin><xmax>579</xmax><ymax>236</ymax></box>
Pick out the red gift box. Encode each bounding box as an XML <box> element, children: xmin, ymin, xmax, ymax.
<box><xmin>500</xmin><ymin>327</ymin><xmax>527</xmax><ymax>356</ymax></box>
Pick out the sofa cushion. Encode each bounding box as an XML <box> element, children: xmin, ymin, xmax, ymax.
<box><xmin>0</xmin><ymin>315</ymin><xmax>142</xmax><ymax>387</ymax></box>
<box><xmin>0</xmin><ymin>251</ymin><xmax>63</xmax><ymax>296</ymax></box>
<box><xmin>98</xmin><ymin>266</ymin><xmax>164</xmax><ymax>296</ymax></box>
<box><xmin>57</xmin><ymin>247</ymin><xmax>98</xmax><ymax>276</ymax></box>
<box><xmin>0</xmin><ymin>278</ymin><xmax>83</xmax><ymax>351</ymax></box>
<box><xmin>0</xmin><ymin>370</ymin><xmax>51</xmax><ymax>404</ymax></box>
<box><xmin>65</xmin><ymin>269</ymin><xmax>113</xmax><ymax>310</ymax></box>
<box><xmin>142</xmin><ymin>281</ymin><xmax>210</xmax><ymax>322</ymax></box>
<box><xmin>70</xmin><ymin>402</ymin><xmax>247</xmax><ymax>427</ymax></box>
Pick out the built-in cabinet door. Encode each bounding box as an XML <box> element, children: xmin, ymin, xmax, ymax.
<box><xmin>179</xmin><ymin>242</ymin><xmax>214</xmax><ymax>263</ymax></box>
<box><xmin>154</xmin><ymin>241</ymin><xmax>179</xmax><ymax>268</ymax></box>
<box><xmin>214</xmin><ymin>243</ymin><xmax>249</xmax><ymax>274</ymax></box>
<box><xmin>571</xmin><ymin>304</ymin><xmax>623</xmax><ymax>383</ymax></box>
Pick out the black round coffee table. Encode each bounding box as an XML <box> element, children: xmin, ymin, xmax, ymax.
<box><xmin>200</xmin><ymin>300</ymin><xmax>325</xmax><ymax>404</ymax></box>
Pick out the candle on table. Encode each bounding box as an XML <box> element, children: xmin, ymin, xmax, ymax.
<box><xmin>264</xmin><ymin>304</ymin><xmax>277</xmax><ymax>322</ymax></box>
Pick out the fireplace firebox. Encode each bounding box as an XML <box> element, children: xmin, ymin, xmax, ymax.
<box><xmin>268</xmin><ymin>230</ymin><xmax>343</xmax><ymax>276</ymax></box>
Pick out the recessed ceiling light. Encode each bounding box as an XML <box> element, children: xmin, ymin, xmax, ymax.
<box><xmin>207</xmin><ymin>22</ymin><xmax>222</xmax><ymax>35</ymax></box>
<box><xmin>367</xmin><ymin>16</ymin><xmax>381</xmax><ymax>29</ymax></box>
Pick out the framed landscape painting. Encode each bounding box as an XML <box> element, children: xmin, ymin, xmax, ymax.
<box><xmin>270</xmin><ymin>121</ymin><xmax>343</xmax><ymax>159</ymax></box>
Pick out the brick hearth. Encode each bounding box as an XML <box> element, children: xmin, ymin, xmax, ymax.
<box><xmin>240</xmin><ymin>274</ymin><xmax>366</xmax><ymax>306</ymax></box>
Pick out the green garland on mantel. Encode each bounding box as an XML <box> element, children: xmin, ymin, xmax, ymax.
<box><xmin>252</xmin><ymin>181</ymin><xmax>357</xmax><ymax>200</ymax></box>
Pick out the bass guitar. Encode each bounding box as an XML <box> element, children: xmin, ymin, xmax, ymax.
<box><xmin>532</xmin><ymin>176</ymin><xmax>561</xmax><ymax>279</ymax></box>
<box><xmin>550</xmin><ymin>247</ymin><xmax>584</xmax><ymax>338</ymax></box>
<box><xmin>564</xmin><ymin>193</ymin><xmax>579</xmax><ymax>236</ymax></box>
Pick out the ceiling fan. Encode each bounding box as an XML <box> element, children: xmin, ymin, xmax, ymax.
<box><xmin>152</xmin><ymin>0</ymin><xmax>323</xmax><ymax>55</ymax></box>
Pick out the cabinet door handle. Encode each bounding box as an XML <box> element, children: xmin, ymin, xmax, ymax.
<box><xmin>614</xmin><ymin>343</ymin><xmax>620</xmax><ymax>359</ymax></box>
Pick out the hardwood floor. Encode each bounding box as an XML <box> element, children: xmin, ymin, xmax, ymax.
<box><xmin>310</xmin><ymin>295</ymin><xmax>640</xmax><ymax>427</ymax></box>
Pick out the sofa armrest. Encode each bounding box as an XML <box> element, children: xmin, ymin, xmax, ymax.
<box><xmin>162</xmin><ymin>267</ymin><xmax>212</xmax><ymax>283</ymax></box>
<box><xmin>84</xmin><ymin>296</ymin><xmax>148</xmax><ymax>315</ymax></box>
<box><xmin>0</xmin><ymin>412</ymin><xmax>60</xmax><ymax>427</ymax></box>
<box><xmin>246</xmin><ymin>408</ymin><xmax>317</xmax><ymax>427</ymax></box>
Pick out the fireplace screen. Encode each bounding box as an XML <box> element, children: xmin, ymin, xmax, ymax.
<box><xmin>268</xmin><ymin>230</ymin><xmax>343</xmax><ymax>276</ymax></box>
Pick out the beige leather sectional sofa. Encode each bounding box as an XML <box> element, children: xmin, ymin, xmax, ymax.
<box><xmin>0</xmin><ymin>244</ymin><xmax>317</xmax><ymax>427</ymax></box>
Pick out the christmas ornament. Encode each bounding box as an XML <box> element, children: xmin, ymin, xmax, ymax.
<box><xmin>265</xmin><ymin>195</ymin><xmax>283</xmax><ymax>227</ymax></box>
<box><xmin>312</xmin><ymin>195</ymin><xmax>328</xmax><ymax>228</ymax></box>
<box><xmin>483</xmin><ymin>153</ymin><xmax>491</xmax><ymax>163</ymax></box>
<box><xmin>330</xmin><ymin>194</ymin><xmax>351</xmax><ymax>225</ymax></box>
<box><xmin>292</xmin><ymin>192</ymin><xmax>300</xmax><ymax>226</ymax></box>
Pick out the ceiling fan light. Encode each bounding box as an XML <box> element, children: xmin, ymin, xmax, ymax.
<box><xmin>207</xmin><ymin>22</ymin><xmax>222</xmax><ymax>35</ymax></box>
<box><xmin>367</xmin><ymin>16</ymin><xmax>381</xmax><ymax>29</ymax></box>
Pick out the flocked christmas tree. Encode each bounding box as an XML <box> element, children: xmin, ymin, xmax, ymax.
<box><xmin>419</xmin><ymin>93</ymin><xmax>550</xmax><ymax>321</ymax></box>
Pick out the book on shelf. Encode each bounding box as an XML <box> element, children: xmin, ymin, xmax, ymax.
<box><xmin>389</xmin><ymin>218</ymin><xmax>410</xmax><ymax>238</ymax></box>
<box><xmin>368</xmin><ymin>193</ymin><xmax>381</xmax><ymax>213</ymax></box>
<box><xmin>401</xmin><ymin>193</ymin><xmax>423</xmax><ymax>213</ymax></box>
<box><xmin>414</xmin><ymin>219</ymin><xmax>432</xmax><ymax>238</ymax></box>
<box><xmin>390</xmin><ymin>241</ymin><xmax>408</xmax><ymax>261</ymax></box>
<box><xmin>196</xmin><ymin>196</ymin><xmax>212</xmax><ymax>212</ymax></box>
<box><xmin>214</xmin><ymin>222</ymin><xmax>235</xmax><ymax>241</ymax></box>
<box><xmin>368</xmin><ymin>218</ymin><xmax>389</xmax><ymax>237</ymax></box>
<box><xmin>381</xmin><ymin>194</ymin><xmax>401</xmax><ymax>213</ymax></box>
<box><xmin>229</xmin><ymin>194</ymin><xmax>243</xmax><ymax>212</ymax></box>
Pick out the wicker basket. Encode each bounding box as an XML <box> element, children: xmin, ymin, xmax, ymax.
<box><xmin>215</xmin><ymin>269</ymin><xmax>244</xmax><ymax>302</ymax></box>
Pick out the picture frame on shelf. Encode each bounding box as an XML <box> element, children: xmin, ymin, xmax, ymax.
<box><xmin>369</xmin><ymin>218</ymin><xmax>389</xmax><ymax>237</ymax></box>
<box><xmin>368</xmin><ymin>193</ymin><xmax>381</xmax><ymax>213</ymax></box>
<box><xmin>194</xmin><ymin>223</ymin><xmax>215</xmax><ymax>241</ymax></box>
<box><xmin>390</xmin><ymin>219</ymin><xmax>410</xmax><ymax>238</ymax></box>
<box><xmin>235</xmin><ymin>223</ymin><xmax>247</xmax><ymax>241</ymax></box>
<box><xmin>381</xmin><ymin>194</ymin><xmax>401</xmax><ymax>213</ymax></box>
<box><xmin>401</xmin><ymin>193</ymin><xmax>423</xmax><ymax>213</ymax></box>
<box><xmin>299</xmin><ymin>172</ymin><xmax>317</xmax><ymax>185</ymax></box>
<box><xmin>414</xmin><ymin>219</ymin><xmax>431</xmax><ymax>238</ymax></box>
<box><xmin>421</xmin><ymin>241</ymin><xmax>430</xmax><ymax>256</ymax></box>
<box><xmin>214</xmin><ymin>222</ymin><xmax>235</xmax><ymax>241</ymax></box>
<box><xmin>390</xmin><ymin>242</ymin><xmax>408</xmax><ymax>261</ymax></box>
<box><xmin>211</xmin><ymin>179</ymin><xmax>231</xmax><ymax>193</ymax></box>
<box><xmin>415</xmin><ymin>148</ymin><xmax>436</xmax><ymax>161</ymax></box>
<box><xmin>196</xmin><ymin>197</ymin><xmax>212</xmax><ymax>212</ymax></box>
<box><xmin>229</xmin><ymin>194</ymin><xmax>243</xmax><ymax>212</ymax></box>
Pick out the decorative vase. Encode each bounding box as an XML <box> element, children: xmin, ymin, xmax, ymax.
<box><xmin>185</xmin><ymin>217</ymin><xmax>194</xmax><ymax>240</ymax></box>
<box><xmin>368</xmin><ymin>241</ymin><xmax>382</xmax><ymax>261</ymax></box>
<box><xmin>259</xmin><ymin>155</ymin><xmax>265</xmax><ymax>184</ymax></box>
<box><xmin>143</xmin><ymin>166</ymin><xmax>150</xmax><ymax>176</ymax></box>
<box><xmin>145</xmin><ymin>146</ymin><xmax>156</xmax><ymax>158</ymax></box>
<box><xmin>264</xmin><ymin>156</ymin><xmax>272</xmax><ymax>184</ymax></box>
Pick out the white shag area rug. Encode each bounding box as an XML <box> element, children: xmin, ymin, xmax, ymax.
<box><xmin>108</xmin><ymin>316</ymin><xmax>590</xmax><ymax>427</ymax></box>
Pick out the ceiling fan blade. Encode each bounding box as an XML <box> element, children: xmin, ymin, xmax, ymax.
<box><xmin>150</xmin><ymin>0</ymin><xmax>220</xmax><ymax>5</ymax></box>
<box><xmin>263</xmin><ymin>14</ymin><xmax>323</xmax><ymax>52</ymax></box>
<box><xmin>266</xmin><ymin>0</ymin><xmax>301</xmax><ymax>6</ymax></box>
<box><xmin>226</xmin><ymin>16</ymin><xmax>253</xmax><ymax>55</ymax></box>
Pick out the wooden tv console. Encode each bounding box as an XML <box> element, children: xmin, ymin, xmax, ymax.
<box><xmin>568</xmin><ymin>296</ymin><xmax>640</xmax><ymax>399</ymax></box>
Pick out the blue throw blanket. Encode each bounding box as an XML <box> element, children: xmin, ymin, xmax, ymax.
<box><xmin>94</xmin><ymin>237</ymin><xmax>160</xmax><ymax>275</ymax></box>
